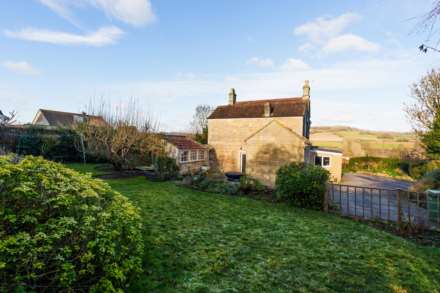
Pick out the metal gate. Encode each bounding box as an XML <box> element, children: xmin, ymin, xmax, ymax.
<box><xmin>325</xmin><ymin>183</ymin><xmax>440</xmax><ymax>231</ymax></box>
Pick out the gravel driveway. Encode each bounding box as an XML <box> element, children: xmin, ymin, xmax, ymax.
<box><xmin>331</xmin><ymin>173</ymin><xmax>431</xmax><ymax>226</ymax></box>
<box><xmin>341</xmin><ymin>173</ymin><xmax>413</xmax><ymax>190</ymax></box>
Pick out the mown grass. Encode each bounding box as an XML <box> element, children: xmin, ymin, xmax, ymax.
<box><xmin>66</xmin><ymin>163</ymin><xmax>111</xmax><ymax>176</ymax></box>
<box><xmin>68</xmin><ymin>164</ymin><xmax>440</xmax><ymax>292</ymax></box>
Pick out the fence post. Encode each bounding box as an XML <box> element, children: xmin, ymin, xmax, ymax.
<box><xmin>397</xmin><ymin>189</ymin><xmax>402</xmax><ymax>227</ymax></box>
<box><xmin>407</xmin><ymin>191</ymin><xmax>412</xmax><ymax>227</ymax></box>
<box><xmin>324</xmin><ymin>184</ymin><xmax>329</xmax><ymax>212</ymax></box>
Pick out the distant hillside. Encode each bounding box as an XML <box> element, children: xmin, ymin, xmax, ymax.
<box><xmin>310</xmin><ymin>126</ymin><xmax>419</xmax><ymax>158</ymax></box>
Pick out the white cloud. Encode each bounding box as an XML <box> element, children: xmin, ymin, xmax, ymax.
<box><xmin>38</xmin><ymin>0</ymin><xmax>156</xmax><ymax>26</ymax></box>
<box><xmin>294</xmin><ymin>12</ymin><xmax>379</xmax><ymax>54</ymax></box>
<box><xmin>297</xmin><ymin>43</ymin><xmax>315</xmax><ymax>52</ymax></box>
<box><xmin>294</xmin><ymin>12</ymin><xmax>360</xmax><ymax>44</ymax></box>
<box><xmin>281</xmin><ymin>58</ymin><xmax>311</xmax><ymax>71</ymax></box>
<box><xmin>2</xmin><ymin>61</ymin><xmax>40</xmax><ymax>75</ymax></box>
<box><xmin>5</xmin><ymin>26</ymin><xmax>123</xmax><ymax>46</ymax></box>
<box><xmin>322</xmin><ymin>34</ymin><xmax>380</xmax><ymax>53</ymax></box>
<box><xmin>93</xmin><ymin>0</ymin><xmax>156</xmax><ymax>26</ymax></box>
<box><xmin>247</xmin><ymin>57</ymin><xmax>274</xmax><ymax>68</ymax></box>
<box><xmin>38</xmin><ymin>0</ymin><xmax>80</xmax><ymax>27</ymax></box>
<box><xmin>3</xmin><ymin>52</ymin><xmax>432</xmax><ymax>132</ymax></box>
<box><xmin>62</xmin><ymin>54</ymin><xmax>421</xmax><ymax>132</ymax></box>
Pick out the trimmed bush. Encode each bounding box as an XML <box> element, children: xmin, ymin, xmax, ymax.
<box><xmin>0</xmin><ymin>156</ymin><xmax>144</xmax><ymax>292</ymax></box>
<box><xmin>154</xmin><ymin>156</ymin><xmax>179</xmax><ymax>180</ymax></box>
<box><xmin>239</xmin><ymin>176</ymin><xmax>266</xmax><ymax>194</ymax></box>
<box><xmin>276</xmin><ymin>163</ymin><xmax>329</xmax><ymax>210</ymax></box>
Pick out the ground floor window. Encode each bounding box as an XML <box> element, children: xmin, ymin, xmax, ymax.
<box><xmin>180</xmin><ymin>151</ymin><xmax>189</xmax><ymax>162</ymax></box>
<box><xmin>190</xmin><ymin>150</ymin><xmax>197</xmax><ymax>161</ymax></box>
<box><xmin>315</xmin><ymin>155</ymin><xmax>330</xmax><ymax>167</ymax></box>
<box><xmin>198</xmin><ymin>150</ymin><xmax>205</xmax><ymax>160</ymax></box>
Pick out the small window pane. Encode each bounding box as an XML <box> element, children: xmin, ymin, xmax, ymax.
<box><xmin>190</xmin><ymin>150</ymin><xmax>197</xmax><ymax>161</ymax></box>
<box><xmin>315</xmin><ymin>156</ymin><xmax>322</xmax><ymax>166</ymax></box>
<box><xmin>181</xmin><ymin>151</ymin><xmax>188</xmax><ymax>162</ymax></box>
<box><xmin>323</xmin><ymin>157</ymin><xmax>330</xmax><ymax>166</ymax></box>
<box><xmin>199</xmin><ymin>150</ymin><xmax>205</xmax><ymax>160</ymax></box>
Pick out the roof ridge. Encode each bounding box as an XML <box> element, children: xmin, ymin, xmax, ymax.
<box><xmin>233</xmin><ymin>97</ymin><xmax>303</xmax><ymax>105</ymax></box>
<box><xmin>40</xmin><ymin>108</ymin><xmax>103</xmax><ymax>118</ymax></box>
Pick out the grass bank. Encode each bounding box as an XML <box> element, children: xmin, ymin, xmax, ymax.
<box><xmin>68</xmin><ymin>164</ymin><xmax>440</xmax><ymax>292</ymax></box>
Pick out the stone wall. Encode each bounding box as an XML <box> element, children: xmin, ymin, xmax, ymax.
<box><xmin>244</xmin><ymin>121</ymin><xmax>305</xmax><ymax>186</ymax></box>
<box><xmin>208</xmin><ymin>117</ymin><xmax>305</xmax><ymax>186</ymax></box>
<box><xmin>208</xmin><ymin>117</ymin><xmax>304</xmax><ymax>173</ymax></box>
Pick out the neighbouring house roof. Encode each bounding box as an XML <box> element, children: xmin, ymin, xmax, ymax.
<box><xmin>33</xmin><ymin>109</ymin><xmax>107</xmax><ymax>127</ymax></box>
<box><xmin>208</xmin><ymin>97</ymin><xmax>307</xmax><ymax>119</ymax></box>
<box><xmin>162</xmin><ymin>134</ymin><xmax>207</xmax><ymax>150</ymax></box>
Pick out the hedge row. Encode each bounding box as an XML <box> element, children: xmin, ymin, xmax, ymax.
<box><xmin>0</xmin><ymin>126</ymin><xmax>85</xmax><ymax>162</ymax></box>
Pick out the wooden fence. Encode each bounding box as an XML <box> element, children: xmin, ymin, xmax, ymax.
<box><xmin>325</xmin><ymin>183</ymin><xmax>440</xmax><ymax>231</ymax></box>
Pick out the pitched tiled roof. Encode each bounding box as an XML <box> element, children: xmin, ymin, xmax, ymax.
<box><xmin>208</xmin><ymin>97</ymin><xmax>307</xmax><ymax>119</ymax></box>
<box><xmin>39</xmin><ymin>109</ymin><xmax>106</xmax><ymax>127</ymax></box>
<box><xmin>162</xmin><ymin>134</ymin><xmax>207</xmax><ymax>150</ymax></box>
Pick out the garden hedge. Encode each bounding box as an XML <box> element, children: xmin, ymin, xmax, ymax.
<box><xmin>276</xmin><ymin>162</ymin><xmax>329</xmax><ymax>210</ymax></box>
<box><xmin>0</xmin><ymin>156</ymin><xmax>144</xmax><ymax>292</ymax></box>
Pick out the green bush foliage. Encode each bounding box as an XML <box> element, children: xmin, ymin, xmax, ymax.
<box><xmin>412</xmin><ymin>169</ymin><xmax>440</xmax><ymax>192</ymax></box>
<box><xmin>421</xmin><ymin>114</ymin><xmax>440</xmax><ymax>158</ymax></box>
<box><xmin>188</xmin><ymin>171</ymin><xmax>240</xmax><ymax>195</ymax></box>
<box><xmin>14</xmin><ymin>126</ymin><xmax>82</xmax><ymax>162</ymax></box>
<box><xmin>198</xmin><ymin>178</ymin><xmax>240</xmax><ymax>195</ymax></box>
<box><xmin>276</xmin><ymin>163</ymin><xmax>329</xmax><ymax>210</ymax></box>
<box><xmin>239</xmin><ymin>176</ymin><xmax>266</xmax><ymax>194</ymax></box>
<box><xmin>344</xmin><ymin>156</ymin><xmax>408</xmax><ymax>177</ymax></box>
<box><xmin>0</xmin><ymin>156</ymin><xmax>143</xmax><ymax>292</ymax></box>
<box><xmin>154</xmin><ymin>156</ymin><xmax>179</xmax><ymax>180</ymax></box>
<box><xmin>408</xmin><ymin>160</ymin><xmax>440</xmax><ymax>179</ymax></box>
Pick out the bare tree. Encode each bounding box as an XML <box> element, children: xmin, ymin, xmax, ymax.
<box><xmin>419</xmin><ymin>1</ymin><xmax>440</xmax><ymax>53</ymax></box>
<box><xmin>405</xmin><ymin>69</ymin><xmax>440</xmax><ymax>133</ymax></box>
<box><xmin>190</xmin><ymin>105</ymin><xmax>213</xmax><ymax>144</ymax></box>
<box><xmin>76</xmin><ymin>98</ymin><xmax>164</xmax><ymax>170</ymax></box>
<box><xmin>0</xmin><ymin>110</ymin><xmax>16</xmax><ymax>127</ymax></box>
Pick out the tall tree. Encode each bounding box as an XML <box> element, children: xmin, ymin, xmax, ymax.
<box><xmin>191</xmin><ymin>105</ymin><xmax>213</xmax><ymax>144</ymax></box>
<box><xmin>76</xmin><ymin>99</ymin><xmax>163</xmax><ymax>170</ymax></box>
<box><xmin>405</xmin><ymin>69</ymin><xmax>440</xmax><ymax>133</ymax></box>
<box><xmin>421</xmin><ymin>113</ymin><xmax>440</xmax><ymax>158</ymax></box>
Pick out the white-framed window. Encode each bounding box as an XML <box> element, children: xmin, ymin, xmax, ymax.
<box><xmin>180</xmin><ymin>150</ymin><xmax>189</xmax><ymax>162</ymax></box>
<box><xmin>190</xmin><ymin>150</ymin><xmax>197</xmax><ymax>161</ymax></box>
<box><xmin>315</xmin><ymin>156</ymin><xmax>330</xmax><ymax>167</ymax></box>
<box><xmin>198</xmin><ymin>150</ymin><xmax>205</xmax><ymax>160</ymax></box>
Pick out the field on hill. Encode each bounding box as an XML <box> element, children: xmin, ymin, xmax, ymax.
<box><xmin>311</xmin><ymin>126</ymin><xmax>419</xmax><ymax>158</ymax></box>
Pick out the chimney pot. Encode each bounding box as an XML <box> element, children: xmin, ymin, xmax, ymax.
<box><xmin>264</xmin><ymin>102</ymin><xmax>272</xmax><ymax>117</ymax></box>
<box><xmin>303</xmin><ymin>80</ymin><xmax>310</xmax><ymax>100</ymax></box>
<box><xmin>228</xmin><ymin>88</ymin><xmax>237</xmax><ymax>105</ymax></box>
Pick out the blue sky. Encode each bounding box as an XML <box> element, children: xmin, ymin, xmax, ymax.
<box><xmin>0</xmin><ymin>0</ymin><xmax>439</xmax><ymax>131</ymax></box>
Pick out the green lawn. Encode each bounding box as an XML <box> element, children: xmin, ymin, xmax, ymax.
<box><xmin>68</xmin><ymin>164</ymin><xmax>440</xmax><ymax>292</ymax></box>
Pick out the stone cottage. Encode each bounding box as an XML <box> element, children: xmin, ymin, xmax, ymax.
<box><xmin>208</xmin><ymin>81</ymin><xmax>342</xmax><ymax>186</ymax></box>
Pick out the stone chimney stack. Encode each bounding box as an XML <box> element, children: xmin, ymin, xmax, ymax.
<box><xmin>228</xmin><ymin>88</ymin><xmax>237</xmax><ymax>105</ymax></box>
<box><xmin>302</xmin><ymin>80</ymin><xmax>310</xmax><ymax>100</ymax></box>
<box><xmin>264</xmin><ymin>102</ymin><xmax>272</xmax><ymax>117</ymax></box>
